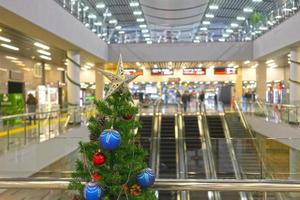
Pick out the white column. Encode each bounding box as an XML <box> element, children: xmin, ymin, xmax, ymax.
<box><xmin>95</xmin><ymin>65</ymin><xmax>104</xmax><ymax>100</ymax></box>
<box><xmin>256</xmin><ymin>63</ymin><xmax>267</xmax><ymax>100</ymax></box>
<box><xmin>290</xmin><ymin>48</ymin><xmax>300</xmax><ymax>104</ymax></box>
<box><xmin>67</xmin><ymin>51</ymin><xmax>81</xmax><ymax>123</ymax></box>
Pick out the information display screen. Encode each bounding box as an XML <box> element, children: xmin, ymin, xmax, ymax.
<box><xmin>183</xmin><ymin>68</ymin><xmax>206</xmax><ymax>75</ymax></box>
<box><xmin>151</xmin><ymin>68</ymin><xmax>173</xmax><ymax>75</ymax></box>
<box><xmin>214</xmin><ymin>67</ymin><xmax>237</xmax><ymax>75</ymax></box>
<box><xmin>124</xmin><ymin>69</ymin><xmax>143</xmax><ymax>75</ymax></box>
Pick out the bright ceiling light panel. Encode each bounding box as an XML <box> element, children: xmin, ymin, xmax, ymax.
<box><xmin>266</xmin><ymin>59</ymin><xmax>275</xmax><ymax>64</ymax></box>
<box><xmin>1</xmin><ymin>43</ymin><xmax>19</xmax><ymax>51</ymax></box>
<box><xmin>244</xmin><ymin>60</ymin><xmax>251</xmax><ymax>64</ymax></box>
<box><xmin>205</xmin><ymin>14</ymin><xmax>214</xmax><ymax>18</ymax></box>
<box><xmin>136</xmin><ymin>18</ymin><xmax>145</xmax><ymax>22</ymax></box>
<box><xmin>141</xmin><ymin>29</ymin><xmax>149</xmax><ymax>33</ymax></box>
<box><xmin>88</xmin><ymin>14</ymin><xmax>97</xmax><ymax>19</ymax></box>
<box><xmin>139</xmin><ymin>24</ymin><xmax>147</xmax><ymax>28</ymax></box>
<box><xmin>115</xmin><ymin>26</ymin><xmax>122</xmax><ymax>30</ymax></box>
<box><xmin>86</xmin><ymin>62</ymin><xmax>95</xmax><ymax>67</ymax></box>
<box><xmin>243</xmin><ymin>8</ymin><xmax>254</xmax><ymax>13</ymax></box>
<box><xmin>237</xmin><ymin>16</ymin><xmax>246</xmax><ymax>21</ymax></box>
<box><xmin>193</xmin><ymin>39</ymin><xmax>200</xmax><ymax>43</ymax></box>
<box><xmin>209</xmin><ymin>5</ymin><xmax>219</xmax><ymax>10</ymax></box>
<box><xmin>109</xmin><ymin>19</ymin><xmax>118</xmax><ymax>24</ymax></box>
<box><xmin>130</xmin><ymin>2</ymin><xmax>139</xmax><ymax>7</ymax></box>
<box><xmin>94</xmin><ymin>21</ymin><xmax>103</xmax><ymax>26</ymax></box>
<box><xmin>5</xmin><ymin>56</ymin><xmax>18</xmax><ymax>60</ymax></box>
<box><xmin>202</xmin><ymin>21</ymin><xmax>211</xmax><ymax>25</ymax></box>
<box><xmin>200</xmin><ymin>27</ymin><xmax>208</xmax><ymax>31</ymax></box>
<box><xmin>133</xmin><ymin>11</ymin><xmax>142</xmax><ymax>16</ymax></box>
<box><xmin>34</xmin><ymin>42</ymin><xmax>50</xmax><ymax>50</ymax></box>
<box><xmin>37</xmin><ymin>49</ymin><xmax>51</xmax><ymax>56</ymax></box>
<box><xmin>0</xmin><ymin>36</ymin><xmax>11</xmax><ymax>43</ymax></box>
<box><xmin>231</xmin><ymin>23</ymin><xmax>239</xmax><ymax>28</ymax></box>
<box><xmin>103</xmin><ymin>12</ymin><xmax>112</xmax><ymax>17</ymax></box>
<box><xmin>226</xmin><ymin>29</ymin><xmax>234</xmax><ymax>33</ymax></box>
<box><xmin>146</xmin><ymin>41</ymin><xmax>152</xmax><ymax>44</ymax></box>
<box><xmin>57</xmin><ymin>67</ymin><xmax>65</xmax><ymax>71</ymax></box>
<box><xmin>40</xmin><ymin>55</ymin><xmax>52</xmax><ymax>61</ymax></box>
<box><xmin>119</xmin><ymin>31</ymin><xmax>125</xmax><ymax>34</ymax></box>
<box><xmin>219</xmin><ymin>38</ymin><xmax>225</xmax><ymax>42</ymax></box>
<box><xmin>223</xmin><ymin>33</ymin><xmax>230</xmax><ymax>37</ymax></box>
<box><xmin>96</xmin><ymin>3</ymin><xmax>105</xmax><ymax>8</ymax></box>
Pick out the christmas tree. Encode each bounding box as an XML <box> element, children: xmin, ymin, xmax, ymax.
<box><xmin>69</xmin><ymin>56</ymin><xmax>157</xmax><ymax>200</ymax></box>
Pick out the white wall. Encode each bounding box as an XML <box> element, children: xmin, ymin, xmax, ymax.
<box><xmin>108</xmin><ymin>42</ymin><xmax>253</xmax><ymax>62</ymax></box>
<box><xmin>242</xmin><ymin>68</ymin><xmax>256</xmax><ymax>81</ymax></box>
<box><xmin>267</xmin><ymin>67</ymin><xmax>285</xmax><ymax>82</ymax></box>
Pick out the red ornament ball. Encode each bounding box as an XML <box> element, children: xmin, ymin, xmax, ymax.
<box><xmin>122</xmin><ymin>114</ymin><xmax>133</xmax><ymax>120</ymax></box>
<box><xmin>92</xmin><ymin>172</ymin><xmax>102</xmax><ymax>182</ymax></box>
<box><xmin>92</xmin><ymin>152</ymin><xmax>106</xmax><ymax>166</ymax></box>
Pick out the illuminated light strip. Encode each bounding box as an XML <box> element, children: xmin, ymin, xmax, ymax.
<box><xmin>1</xmin><ymin>43</ymin><xmax>19</xmax><ymax>51</ymax></box>
<box><xmin>0</xmin><ymin>36</ymin><xmax>11</xmax><ymax>43</ymax></box>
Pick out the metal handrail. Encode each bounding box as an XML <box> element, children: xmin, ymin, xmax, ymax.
<box><xmin>2</xmin><ymin>178</ymin><xmax>300</xmax><ymax>192</ymax></box>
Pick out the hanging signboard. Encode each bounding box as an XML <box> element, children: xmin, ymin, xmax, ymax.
<box><xmin>123</xmin><ymin>69</ymin><xmax>143</xmax><ymax>75</ymax></box>
<box><xmin>214</xmin><ymin>67</ymin><xmax>237</xmax><ymax>75</ymax></box>
<box><xmin>183</xmin><ymin>68</ymin><xmax>206</xmax><ymax>75</ymax></box>
<box><xmin>151</xmin><ymin>68</ymin><xmax>173</xmax><ymax>75</ymax></box>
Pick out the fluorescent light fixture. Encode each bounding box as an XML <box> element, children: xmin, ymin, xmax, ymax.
<box><xmin>115</xmin><ymin>25</ymin><xmax>122</xmax><ymax>30</ymax></box>
<box><xmin>0</xmin><ymin>36</ymin><xmax>11</xmax><ymax>43</ymax></box>
<box><xmin>195</xmin><ymin>36</ymin><xmax>200</xmax><ymax>40</ymax></box>
<box><xmin>96</xmin><ymin>3</ymin><xmax>105</xmax><ymax>8</ymax></box>
<box><xmin>85</xmin><ymin>23</ymin><xmax>90</xmax><ymax>27</ymax></box>
<box><xmin>205</xmin><ymin>14</ymin><xmax>214</xmax><ymax>18</ymax></box>
<box><xmin>139</xmin><ymin>24</ymin><xmax>147</xmax><ymax>28</ymax></box>
<box><xmin>11</xmin><ymin>60</ymin><xmax>23</xmax><ymax>64</ymax></box>
<box><xmin>146</xmin><ymin>41</ymin><xmax>153</xmax><ymax>44</ymax></box>
<box><xmin>237</xmin><ymin>16</ymin><xmax>246</xmax><ymax>21</ymax></box>
<box><xmin>136</xmin><ymin>18</ymin><xmax>145</xmax><ymax>22</ymax></box>
<box><xmin>209</xmin><ymin>5</ymin><xmax>219</xmax><ymax>10</ymax></box>
<box><xmin>103</xmin><ymin>12</ymin><xmax>112</xmax><ymax>17</ymax></box>
<box><xmin>39</xmin><ymin>55</ymin><xmax>52</xmax><ymax>61</ymax></box>
<box><xmin>145</xmin><ymin>37</ymin><xmax>151</xmax><ymax>41</ymax></box>
<box><xmin>83</xmin><ymin>6</ymin><xmax>89</xmax><ymax>11</ymax></box>
<box><xmin>193</xmin><ymin>39</ymin><xmax>200</xmax><ymax>43</ymax></box>
<box><xmin>119</xmin><ymin>31</ymin><xmax>125</xmax><ymax>34</ymax></box>
<box><xmin>219</xmin><ymin>38</ymin><xmax>225</xmax><ymax>42</ymax></box>
<box><xmin>34</xmin><ymin>42</ymin><xmax>50</xmax><ymax>50</ymax></box>
<box><xmin>269</xmin><ymin>64</ymin><xmax>278</xmax><ymax>68</ymax></box>
<box><xmin>45</xmin><ymin>66</ymin><xmax>52</xmax><ymax>70</ymax></box>
<box><xmin>141</xmin><ymin>29</ymin><xmax>149</xmax><ymax>33</ymax></box>
<box><xmin>0</xmin><ymin>28</ymin><xmax>2</xmax><ymax>32</ymax></box>
<box><xmin>86</xmin><ymin>62</ymin><xmax>94</xmax><ymax>67</ymax></box>
<box><xmin>88</xmin><ymin>14</ymin><xmax>97</xmax><ymax>19</ymax></box>
<box><xmin>5</xmin><ymin>56</ymin><xmax>18</xmax><ymax>60</ymax></box>
<box><xmin>130</xmin><ymin>2</ymin><xmax>139</xmax><ymax>7</ymax></box>
<box><xmin>37</xmin><ymin>49</ymin><xmax>51</xmax><ymax>56</ymax></box>
<box><xmin>136</xmin><ymin>62</ymin><xmax>141</xmax><ymax>66</ymax></box>
<box><xmin>57</xmin><ymin>67</ymin><xmax>65</xmax><ymax>71</ymax></box>
<box><xmin>245</xmin><ymin>36</ymin><xmax>251</xmax><ymax>41</ymax></box>
<box><xmin>226</xmin><ymin>29</ymin><xmax>234</xmax><ymax>33</ymax></box>
<box><xmin>283</xmin><ymin>8</ymin><xmax>292</xmax><ymax>12</ymax></box>
<box><xmin>22</xmin><ymin>67</ymin><xmax>31</xmax><ymax>71</ymax></box>
<box><xmin>200</xmin><ymin>27</ymin><xmax>208</xmax><ymax>31</ymax></box>
<box><xmin>267</xmin><ymin>20</ymin><xmax>274</xmax><ymax>26</ymax></box>
<box><xmin>243</xmin><ymin>8</ymin><xmax>253</xmax><ymax>13</ymax></box>
<box><xmin>143</xmin><ymin>33</ymin><xmax>150</xmax><ymax>37</ymax></box>
<box><xmin>266</xmin><ymin>59</ymin><xmax>274</xmax><ymax>64</ymax></box>
<box><xmin>222</xmin><ymin>33</ymin><xmax>230</xmax><ymax>37</ymax></box>
<box><xmin>259</xmin><ymin>26</ymin><xmax>268</xmax><ymax>31</ymax></box>
<box><xmin>102</xmin><ymin>32</ymin><xmax>107</xmax><ymax>36</ymax></box>
<box><xmin>244</xmin><ymin>60</ymin><xmax>251</xmax><ymax>64</ymax></box>
<box><xmin>133</xmin><ymin>11</ymin><xmax>142</xmax><ymax>16</ymax></box>
<box><xmin>231</xmin><ymin>23</ymin><xmax>239</xmax><ymax>28</ymax></box>
<box><xmin>202</xmin><ymin>21</ymin><xmax>210</xmax><ymax>25</ymax></box>
<box><xmin>109</xmin><ymin>19</ymin><xmax>118</xmax><ymax>24</ymax></box>
<box><xmin>275</xmin><ymin>15</ymin><xmax>282</xmax><ymax>19</ymax></box>
<box><xmin>1</xmin><ymin>43</ymin><xmax>19</xmax><ymax>51</ymax></box>
<box><xmin>253</xmin><ymin>0</ymin><xmax>263</xmax><ymax>2</ymax></box>
<box><xmin>94</xmin><ymin>21</ymin><xmax>103</xmax><ymax>26</ymax></box>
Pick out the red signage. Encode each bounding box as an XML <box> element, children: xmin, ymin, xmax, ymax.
<box><xmin>124</xmin><ymin>69</ymin><xmax>143</xmax><ymax>75</ymax></box>
<box><xmin>214</xmin><ymin>67</ymin><xmax>237</xmax><ymax>75</ymax></box>
<box><xmin>151</xmin><ymin>68</ymin><xmax>173</xmax><ymax>75</ymax></box>
<box><xmin>183</xmin><ymin>68</ymin><xmax>206</xmax><ymax>75</ymax></box>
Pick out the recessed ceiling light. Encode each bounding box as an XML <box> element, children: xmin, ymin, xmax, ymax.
<box><xmin>145</xmin><ymin>37</ymin><xmax>151</xmax><ymax>41</ymax></box>
<box><xmin>83</xmin><ymin>6</ymin><xmax>89</xmax><ymax>11</ymax></box>
<box><xmin>237</xmin><ymin>16</ymin><xmax>246</xmax><ymax>21</ymax></box>
<box><xmin>88</xmin><ymin>14</ymin><xmax>97</xmax><ymax>19</ymax></box>
<box><xmin>115</xmin><ymin>25</ymin><xmax>122</xmax><ymax>30</ymax></box>
<box><xmin>136</xmin><ymin>62</ymin><xmax>141</xmax><ymax>66</ymax></box>
<box><xmin>146</xmin><ymin>41</ymin><xmax>152</xmax><ymax>44</ymax></box>
<box><xmin>253</xmin><ymin>0</ymin><xmax>263</xmax><ymax>2</ymax></box>
<box><xmin>222</xmin><ymin>33</ymin><xmax>230</xmax><ymax>37</ymax></box>
<box><xmin>139</xmin><ymin>24</ymin><xmax>147</xmax><ymax>28</ymax></box>
<box><xmin>133</xmin><ymin>11</ymin><xmax>142</xmax><ymax>16</ymax></box>
<box><xmin>141</xmin><ymin>29</ymin><xmax>149</xmax><ymax>33</ymax></box>
<box><xmin>96</xmin><ymin>3</ymin><xmax>105</xmax><ymax>8</ymax></box>
<box><xmin>193</xmin><ymin>39</ymin><xmax>200</xmax><ymax>43</ymax></box>
<box><xmin>251</xmin><ymin>64</ymin><xmax>258</xmax><ymax>69</ymax></box>
<box><xmin>57</xmin><ymin>67</ymin><xmax>65</xmax><ymax>71</ymax></box>
<box><xmin>200</xmin><ymin>27</ymin><xmax>208</xmax><ymax>31</ymax></box>
<box><xmin>266</xmin><ymin>59</ymin><xmax>275</xmax><ymax>64</ymax></box>
<box><xmin>205</xmin><ymin>14</ymin><xmax>214</xmax><ymax>18</ymax></box>
<box><xmin>92</xmin><ymin>29</ymin><xmax>96</xmax><ymax>32</ymax></box>
<box><xmin>45</xmin><ymin>66</ymin><xmax>52</xmax><ymax>70</ymax></box>
<box><xmin>102</xmin><ymin>32</ymin><xmax>107</xmax><ymax>36</ymax></box>
<box><xmin>143</xmin><ymin>33</ymin><xmax>150</xmax><ymax>37</ymax></box>
<box><xmin>119</xmin><ymin>31</ymin><xmax>125</xmax><ymax>34</ymax></box>
<box><xmin>244</xmin><ymin>60</ymin><xmax>251</xmax><ymax>64</ymax></box>
<box><xmin>226</xmin><ymin>29</ymin><xmax>234</xmax><ymax>33</ymax></box>
<box><xmin>94</xmin><ymin>21</ymin><xmax>103</xmax><ymax>26</ymax></box>
<box><xmin>0</xmin><ymin>36</ymin><xmax>11</xmax><ymax>43</ymax></box>
<box><xmin>219</xmin><ymin>38</ymin><xmax>225</xmax><ymax>42</ymax></box>
<box><xmin>85</xmin><ymin>23</ymin><xmax>90</xmax><ymax>27</ymax></box>
<box><xmin>37</xmin><ymin>49</ymin><xmax>51</xmax><ymax>56</ymax></box>
<box><xmin>231</xmin><ymin>23</ymin><xmax>239</xmax><ymax>28</ymax></box>
<box><xmin>86</xmin><ymin>62</ymin><xmax>95</xmax><ymax>67</ymax></box>
<box><xmin>5</xmin><ymin>56</ymin><xmax>18</xmax><ymax>60</ymax></box>
<box><xmin>1</xmin><ymin>43</ymin><xmax>19</xmax><ymax>51</ymax></box>
<box><xmin>137</xmin><ymin>18</ymin><xmax>145</xmax><ymax>22</ymax></box>
<box><xmin>130</xmin><ymin>2</ymin><xmax>139</xmax><ymax>7</ymax></box>
<box><xmin>34</xmin><ymin>42</ymin><xmax>50</xmax><ymax>50</ymax></box>
<box><xmin>109</xmin><ymin>19</ymin><xmax>118</xmax><ymax>24</ymax></box>
<box><xmin>209</xmin><ymin>5</ymin><xmax>219</xmax><ymax>10</ymax></box>
<box><xmin>40</xmin><ymin>55</ymin><xmax>52</xmax><ymax>61</ymax></box>
<box><xmin>259</xmin><ymin>26</ymin><xmax>268</xmax><ymax>31</ymax></box>
<box><xmin>202</xmin><ymin>21</ymin><xmax>211</xmax><ymax>25</ymax></box>
<box><xmin>243</xmin><ymin>8</ymin><xmax>253</xmax><ymax>13</ymax></box>
<box><xmin>103</xmin><ymin>12</ymin><xmax>112</xmax><ymax>17</ymax></box>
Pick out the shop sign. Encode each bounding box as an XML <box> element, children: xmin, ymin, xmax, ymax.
<box><xmin>124</xmin><ymin>69</ymin><xmax>143</xmax><ymax>75</ymax></box>
<box><xmin>183</xmin><ymin>68</ymin><xmax>206</xmax><ymax>75</ymax></box>
<box><xmin>151</xmin><ymin>68</ymin><xmax>173</xmax><ymax>75</ymax></box>
<box><xmin>214</xmin><ymin>67</ymin><xmax>237</xmax><ymax>75</ymax></box>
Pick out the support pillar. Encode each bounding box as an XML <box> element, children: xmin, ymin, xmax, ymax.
<box><xmin>289</xmin><ymin>148</ymin><xmax>300</xmax><ymax>197</ymax></box>
<box><xmin>235</xmin><ymin>67</ymin><xmax>243</xmax><ymax>101</ymax></box>
<box><xmin>289</xmin><ymin>48</ymin><xmax>300</xmax><ymax>104</ymax></box>
<box><xmin>95</xmin><ymin>65</ymin><xmax>104</xmax><ymax>100</ymax></box>
<box><xmin>67</xmin><ymin>51</ymin><xmax>81</xmax><ymax>123</ymax></box>
<box><xmin>256</xmin><ymin>63</ymin><xmax>267</xmax><ymax>100</ymax></box>
<box><xmin>41</xmin><ymin>62</ymin><xmax>46</xmax><ymax>85</ymax></box>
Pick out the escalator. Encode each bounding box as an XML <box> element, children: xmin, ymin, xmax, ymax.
<box><xmin>184</xmin><ymin>115</ymin><xmax>209</xmax><ymax>200</ymax></box>
<box><xmin>225</xmin><ymin>113</ymin><xmax>277</xmax><ymax>200</ymax></box>
<box><xmin>206</xmin><ymin>115</ymin><xmax>240</xmax><ymax>200</ymax></box>
<box><xmin>159</xmin><ymin>116</ymin><xmax>177</xmax><ymax>200</ymax></box>
<box><xmin>138</xmin><ymin>116</ymin><xmax>153</xmax><ymax>165</ymax></box>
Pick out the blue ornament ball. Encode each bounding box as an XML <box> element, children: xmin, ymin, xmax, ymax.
<box><xmin>83</xmin><ymin>182</ymin><xmax>104</xmax><ymax>200</ymax></box>
<box><xmin>99</xmin><ymin>129</ymin><xmax>121</xmax><ymax>151</ymax></box>
<box><xmin>137</xmin><ymin>168</ymin><xmax>155</xmax><ymax>188</ymax></box>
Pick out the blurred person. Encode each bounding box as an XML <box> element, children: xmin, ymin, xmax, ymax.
<box><xmin>176</xmin><ymin>90</ymin><xmax>181</xmax><ymax>103</ymax></box>
<box><xmin>26</xmin><ymin>93</ymin><xmax>38</xmax><ymax>124</ymax></box>
<box><xmin>181</xmin><ymin>91</ymin><xmax>189</xmax><ymax>112</ymax></box>
<box><xmin>199</xmin><ymin>91</ymin><xmax>205</xmax><ymax>104</ymax></box>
